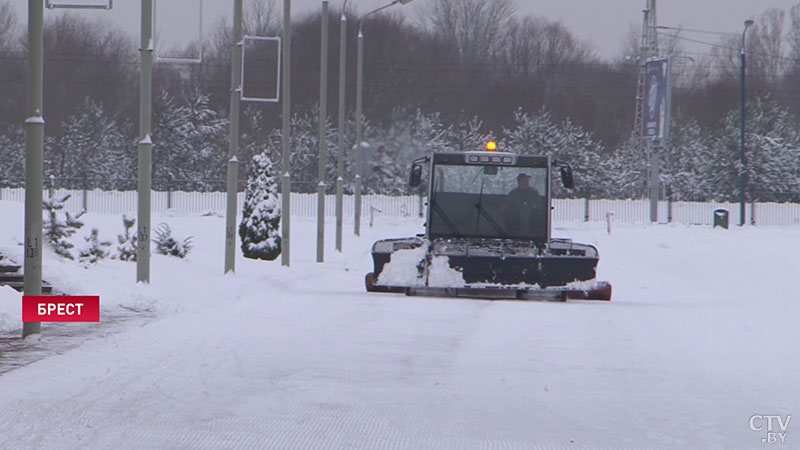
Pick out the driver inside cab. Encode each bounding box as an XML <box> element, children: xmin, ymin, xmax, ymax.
<box><xmin>502</xmin><ymin>173</ymin><xmax>543</xmax><ymax>236</ymax></box>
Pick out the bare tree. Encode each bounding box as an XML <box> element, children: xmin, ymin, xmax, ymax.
<box><xmin>787</xmin><ymin>4</ymin><xmax>800</xmax><ymax>67</ymax></box>
<box><xmin>420</xmin><ymin>0</ymin><xmax>516</xmax><ymax>64</ymax></box>
<box><xmin>245</xmin><ymin>0</ymin><xmax>279</xmax><ymax>37</ymax></box>
<box><xmin>748</xmin><ymin>8</ymin><xmax>786</xmax><ymax>88</ymax></box>
<box><xmin>0</xmin><ymin>0</ymin><xmax>16</xmax><ymax>52</ymax></box>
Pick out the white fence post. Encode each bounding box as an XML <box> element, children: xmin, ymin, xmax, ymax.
<box><xmin>370</xmin><ymin>205</ymin><xmax>382</xmax><ymax>227</ymax></box>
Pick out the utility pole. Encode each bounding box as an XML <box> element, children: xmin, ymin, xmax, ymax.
<box><xmin>739</xmin><ymin>20</ymin><xmax>754</xmax><ymax>226</ymax></box>
<box><xmin>317</xmin><ymin>0</ymin><xmax>329</xmax><ymax>262</ymax></box>
<box><xmin>22</xmin><ymin>0</ymin><xmax>44</xmax><ymax>338</ymax></box>
<box><xmin>281</xmin><ymin>0</ymin><xmax>292</xmax><ymax>266</ymax></box>
<box><xmin>354</xmin><ymin>28</ymin><xmax>363</xmax><ymax>237</ymax></box>
<box><xmin>633</xmin><ymin>0</ymin><xmax>659</xmax><ymax>222</ymax></box>
<box><xmin>225</xmin><ymin>0</ymin><xmax>243</xmax><ymax>273</ymax></box>
<box><xmin>137</xmin><ymin>0</ymin><xmax>153</xmax><ymax>283</ymax></box>
<box><xmin>336</xmin><ymin>1</ymin><xmax>348</xmax><ymax>252</ymax></box>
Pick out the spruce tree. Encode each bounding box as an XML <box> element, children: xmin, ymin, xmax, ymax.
<box><xmin>239</xmin><ymin>152</ymin><xmax>281</xmax><ymax>260</ymax></box>
<box><xmin>116</xmin><ymin>214</ymin><xmax>138</xmax><ymax>261</ymax></box>
<box><xmin>79</xmin><ymin>228</ymin><xmax>111</xmax><ymax>266</ymax></box>
<box><xmin>43</xmin><ymin>192</ymin><xmax>84</xmax><ymax>260</ymax></box>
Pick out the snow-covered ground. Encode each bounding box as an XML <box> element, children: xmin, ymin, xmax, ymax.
<box><xmin>0</xmin><ymin>199</ymin><xmax>798</xmax><ymax>449</ymax></box>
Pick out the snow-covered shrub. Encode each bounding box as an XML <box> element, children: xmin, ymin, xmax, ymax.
<box><xmin>43</xmin><ymin>192</ymin><xmax>84</xmax><ymax>260</ymax></box>
<box><xmin>239</xmin><ymin>152</ymin><xmax>281</xmax><ymax>260</ymax></box>
<box><xmin>153</xmin><ymin>223</ymin><xmax>193</xmax><ymax>258</ymax></box>
<box><xmin>79</xmin><ymin>228</ymin><xmax>111</xmax><ymax>266</ymax></box>
<box><xmin>115</xmin><ymin>214</ymin><xmax>138</xmax><ymax>261</ymax></box>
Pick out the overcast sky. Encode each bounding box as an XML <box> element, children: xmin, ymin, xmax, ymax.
<box><xmin>7</xmin><ymin>0</ymin><xmax>800</xmax><ymax>60</ymax></box>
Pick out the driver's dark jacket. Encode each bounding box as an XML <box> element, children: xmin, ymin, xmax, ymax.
<box><xmin>504</xmin><ymin>187</ymin><xmax>542</xmax><ymax>235</ymax></box>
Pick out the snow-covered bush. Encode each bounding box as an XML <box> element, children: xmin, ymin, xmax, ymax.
<box><xmin>79</xmin><ymin>228</ymin><xmax>111</xmax><ymax>266</ymax></box>
<box><xmin>115</xmin><ymin>214</ymin><xmax>138</xmax><ymax>261</ymax></box>
<box><xmin>43</xmin><ymin>192</ymin><xmax>84</xmax><ymax>260</ymax></box>
<box><xmin>153</xmin><ymin>223</ymin><xmax>193</xmax><ymax>258</ymax></box>
<box><xmin>239</xmin><ymin>152</ymin><xmax>281</xmax><ymax>260</ymax></box>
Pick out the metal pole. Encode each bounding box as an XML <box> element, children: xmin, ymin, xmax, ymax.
<box><xmin>22</xmin><ymin>0</ymin><xmax>44</xmax><ymax>338</ymax></box>
<box><xmin>739</xmin><ymin>21</ymin><xmax>753</xmax><ymax>227</ymax></box>
<box><xmin>281</xmin><ymin>0</ymin><xmax>291</xmax><ymax>266</ymax></box>
<box><xmin>354</xmin><ymin>27</ymin><xmax>363</xmax><ymax>236</ymax></box>
<box><xmin>352</xmin><ymin>1</ymin><xmax>410</xmax><ymax>237</ymax></box>
<box><xmin>317</xmin><ymin>0</ymin><xmax>329</xmax><ymax>263</ymax></box>
<box><xmin>136</xmin><ymin>0</ymin><xmax>153</xmax><ymax>284</ymax></box>
<box><xmin>739</xmin><ymin>49</ymin><xmax>746</xmax><ymax>226</ymax></box>
<box><xmin>336</xmin><ymin>7</ymin><xmax>347</xmax><ymax>252</ymax></box>
<box><xmin>649</xmin><ymin>142</ymin><xmax>659</xmax><ymax>223</ymax></box>
<box><xmin>225</xmin><ymin>0</ymin><xmax>243</xmax><ymax>273</ymax></box>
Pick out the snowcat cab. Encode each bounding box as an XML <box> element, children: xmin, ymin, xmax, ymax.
<box><xmin>364</xmin><ymin>143</ymin><xmax>612</xmax><ymax>301</ymax></box>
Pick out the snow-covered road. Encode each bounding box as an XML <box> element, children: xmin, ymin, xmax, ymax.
<box><xmin>1</xmin><ymin>201</ymin><xmax>797</xmax><ymax>449</ymax></box>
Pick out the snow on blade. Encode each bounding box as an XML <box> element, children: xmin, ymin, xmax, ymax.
<box><xmin>426</xmin><ymin>255</ymin><xmax>465</xmax><ymax>288</ymax></box>
<box><xmin>375</xmin><ymin>246</ymin><xmax>427</xmax><ymax>287</ymax></box>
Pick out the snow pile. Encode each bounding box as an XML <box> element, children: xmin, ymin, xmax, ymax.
<box><xmin>0</xmin><ymin>285</ymin><xmax>21</xmax><ymax>332</ymax></box>
<box><xmin>375</xmin><ymin>246</ymin><xmax>427</xmax><ymax>287</ymax></box>
<box><xmin>426</xmin><ymin>255</ymin><xmax>465</xmax><ymax>287</ymax></box>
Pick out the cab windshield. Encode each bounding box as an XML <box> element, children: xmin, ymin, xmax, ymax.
<box><xmin>428</xmin><ymin>164</ymin><xmax>548</xmax><ymax>240</ymax></box>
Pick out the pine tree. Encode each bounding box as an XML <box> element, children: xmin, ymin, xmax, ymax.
<box><xmin>57</xmin><ymin>97</ymin><xmax>127</xmax><ymax>191</ymax></box>
<box><xmin>710</xmin><ymin>96</ymin><xmax>800</xmax><ymax>201</ymax></box>
<box><xmin>116</xmin><ymin>214</ymin><xmax>138</xmax><ymax>261</ymax></box>
<box><xmin>607</xmin><ymin>135</ymin><xmax>649</xmax><ymax>199</ymax></box>
<box><xmin>504</xmin><ymin>108</ymin><xmax>611</xmax><ymax>197</ymax></box>
<box><xmin>79</xmin><ymin>228</ymin><xmax>111</xmax><ymax>266</ymax></box>
<box><xmin>364</xmin><ymin>109</ymin><xmax>451</xmax><ymax>195</ymax></box>
<box><xmin>180</xmin><ymin>88</ymin><xmax>229</xmax><ymax>190</ymax></box>
<box><xmin>0</xmin><ymin>125</ymin><xmax>24</xmax><ymax>187</ymax></box>
<box><xmin>239</xmin><ymin>152</ymin><xmax>281</xmax><ymax>260</ymax></box>
<box><xmin>153</xmin><ymin>223</ymin><xmax>194</xmax><ymax>258</ymax></box>
<box><xmin>443</xmin><ymin>115</ymin><xmax>490</xmax><ymax>152</ymax></box>
<box><xmin>43</xmin><ymin>192</ymin><xmax>84</xmax><ymax>260</ymax></box>
<box><xmin>659</xmin><ymin>117</ymin><xmax>715</xmax><ymax>201</ymax></box>
<box><xmin>503</xmin><ymin>108</ymin><xmax>562</xmax><ymax>156</ymax></box>
<box><xmin>152</xmin><ymin>90</ymin><xmax>193</xmax><ymax>191</ymax></box>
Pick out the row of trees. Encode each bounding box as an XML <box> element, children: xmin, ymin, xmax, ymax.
<box><xmin>0</xmin><ymin>0</ymin><xmax>799</xmax><ymax>200</ymax></box>
<box><xmin>2</xmin><ymin>92</ymin><xmax>797</xmax><ymax>201</ymax></box>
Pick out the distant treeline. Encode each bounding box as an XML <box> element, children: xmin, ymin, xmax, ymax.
<box><xmin>0</xmin><ymin>0</ymin><xmax>799</xmax><ymax>201</ymax></box>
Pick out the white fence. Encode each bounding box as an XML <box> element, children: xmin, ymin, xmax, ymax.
<box><xmin>2</xmin><ymin>187</ymin><xmax>800</xmax><ymax>226</ymax></box>
<box><xmin>0</xmin><ymin>188</ymin><xmax>424</xmax><ymax>219</ymax></box>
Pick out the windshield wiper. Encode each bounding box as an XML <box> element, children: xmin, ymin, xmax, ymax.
<box><xmin>430</xmin><ymin>196</ymin><xmax>462</xmax><ymax>237</ymax></box>
<box><xmin>474</xmin><ymin>177</ymin><xmax>507</xmax><ymax>238</ymax></box>
<box><xmin>474</xmin><ymin>203</ymin><xmax>507</xmax><ymax>237</ymax></box>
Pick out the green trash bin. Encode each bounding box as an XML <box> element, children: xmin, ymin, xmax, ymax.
<box><xmin>713</xmin><ymin>208</ymin><xmax>729</xmax><ymax>229</ymax></box>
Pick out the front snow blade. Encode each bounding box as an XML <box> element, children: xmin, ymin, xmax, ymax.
<box><xmin>564</xmin><ymin>281</ymin><xmax>612</xmax><ymax>301</ymax></box>
<box><xmin>406</xmin><ymin>286</ymin><xmax>567</xmax><ymax>302</ymax></box>
<box><xmin>364</xmin><ymin>272</ymin><xmax>405</xmax><ymax>293</ymax></box>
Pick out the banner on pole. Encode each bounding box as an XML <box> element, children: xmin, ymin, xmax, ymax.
<box><xmin>642</xmin><ymin>57</ymin><xmax>671</xmax><ymax>141</ymax></box>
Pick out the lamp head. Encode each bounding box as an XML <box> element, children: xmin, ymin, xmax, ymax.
<box><xmin>744</xmin><ymin>19</ymin><xmax>754</xmax><ymax>28</ymax></box>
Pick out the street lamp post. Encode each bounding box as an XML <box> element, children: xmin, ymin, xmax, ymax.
<box><xmin>281</xmin><ymin>0</ymin><xmax>292</xmax><ymax>266</ymax></box>
<box><xmin>739</xmin><ymin>19</ymin><xmax>754</xmax><ymax>226</ymax></box>
<box><xmin>317</xmin><ymin>0</ymin><xmax>329</xmax><ymax>263</ymax></box>
<box><xmin>354</xmin><ymin>0</ymin><xmax>413</xmax><ymax>237</ymax></box>
<box><xmin>335</xmin><ymin>0</ymin><xmax>348</xmax><ymax>252</ymax></box>
<box><xmin>225</xmin><ymin>0</ymin><xmax>243</xmax><ymax>273</ymax></box>
<box><xmin>22</xmin><ymin>0</ymin><xmax>44</xmax><ymax>338</ymax></box>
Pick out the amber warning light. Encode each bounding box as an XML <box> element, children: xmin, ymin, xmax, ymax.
<box><xmin>485</xmin><ymin>141</ymin><xmax>497</xmax><ymax>151</ymax></box>
<box><xmin>22</xmin><ymin>296</ymin><xmax>100</xmax><ymax>322</ymax></box>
